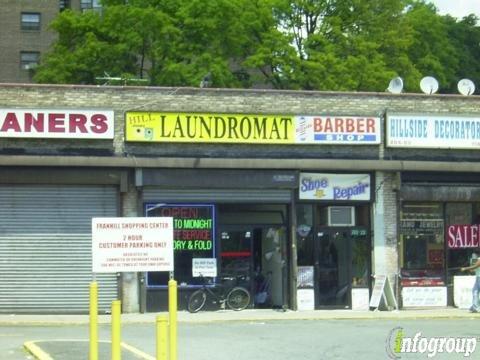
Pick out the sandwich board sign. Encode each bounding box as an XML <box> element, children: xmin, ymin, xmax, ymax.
<box><xmin>92</xmin><ymin>217</ymin><xmax>174</xmax><ymax>273</ymax></box>
<box><xmin>369</xmin><ymin>274</ymin><xmax>398</xmax><ymax>310</ymax></box>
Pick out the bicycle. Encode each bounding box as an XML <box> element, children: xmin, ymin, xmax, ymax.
<box><xmin>187</xmin><ymin>275</ymin><xmax>251</xmax><ymax>313</ymax></box>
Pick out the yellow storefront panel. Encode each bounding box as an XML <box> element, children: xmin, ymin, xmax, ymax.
<box><xmin>125</xmin><ymin>112</ymin><xmax>295</xmax><ymax>144</ymax></box>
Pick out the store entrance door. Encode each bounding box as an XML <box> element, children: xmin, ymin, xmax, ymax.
<box><xmin>314</xmin><ymin>228</ymin><xmax>370</xmax><ymax>308</ymax></box>
<box><xmin>219</xmin><ymin>225</ymin><xmax>287</xmax><ymax>309</ymax></box>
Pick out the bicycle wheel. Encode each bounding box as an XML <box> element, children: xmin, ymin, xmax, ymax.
<box><xmin>188</xmin><ymin>289</ymin><xmax>207</xmax><ymax>313</ymax></box>
<box><xmin>226</xmin><ymin>287</ymin><xmax>250</xmax><ymax>311</ymax></box>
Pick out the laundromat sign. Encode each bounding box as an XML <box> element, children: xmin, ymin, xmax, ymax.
<box><xmin>299</xmin><ymin>173</ymin><xmax>371</xmax><ymax>201</ymax></box>
<box><xmin>125</xmin><ymin>112</ymin><xmax>380</xmax><ymax>144</ymax></box>
<box><xmin>0</xmin><ymin>108</ymin><xmax>114</xmax><ymax>139</ymax></box>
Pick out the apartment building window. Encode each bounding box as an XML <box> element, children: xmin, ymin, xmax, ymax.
<box><xmin>59</xmin><ymin>0</ymin><xmax>71</xmax><ymax>11</ymax></box>
<box><xmin>21</xmin><ymin>13</ymin><xmax>41</xmax><ymax>31</ymax></box>
<box><xmin>81</xmin><ymin>0</ymin><xmax>102</xmax><ymax>12</ymax></box>
<box><xmin>20</xmin><ymin>52</ymin><xmax>40</xmax><ymax>70</ymax></box>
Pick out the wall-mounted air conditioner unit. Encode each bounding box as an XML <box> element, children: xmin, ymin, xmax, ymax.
<box><xmin>328</xmin><ymin>206</ymin><xmax>355</xmax><ymax>226</ymax></box>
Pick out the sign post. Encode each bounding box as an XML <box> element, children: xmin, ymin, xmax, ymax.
<box><xmin>369</xmin><ymin>274</ymin><xmax>398</xmax><ymax>311</ymax></box>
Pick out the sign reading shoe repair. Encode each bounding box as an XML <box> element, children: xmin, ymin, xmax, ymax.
<box><xmin>92</xmin><ymin>217</ymin><xmax>174</xmax><ymax>273</ymax></box>
<box><xmin>125</xmin><ymin>112</ymin><xmax>380</xmax><ymax>144</ymax></box>
<box><xmin>299</xmin><ymin>173</ymin><xmax>371</xmax><ymax>201</ymax></box>
<box><xmin>0</xmin><ymin>108</ymin><xmax>114</xmax><ymax>139</ymax></box>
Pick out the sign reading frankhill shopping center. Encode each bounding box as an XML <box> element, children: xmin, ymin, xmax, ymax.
<box><xmin>92</xmin><ymin>217</ymin><xmax>174</xmax><ymax>273</ymax></box>
<box><xmin>387</xmin><ymin>113</ymin><xmax>480</xmax><ymax>149</ymax></box>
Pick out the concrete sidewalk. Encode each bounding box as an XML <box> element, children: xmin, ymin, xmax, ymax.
<box><xmin>12</xmin><ymin>308</ymin><xmax>478</xmax><ymax>360</ymax></box>
<box><xmin>1</xmin><ymin>307</ymin><xmax>478</xmax><ymax>326</ymax></box>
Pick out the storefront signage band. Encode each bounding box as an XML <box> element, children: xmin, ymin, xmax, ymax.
<box><xmin>387</xmin><ymin>114</ymin><xmax>480</xmax><ymax>149</ymax></box>
<box><xmin>299</xmin><ymin>173</ymin><xmax>371</xmax><ymax>201</ymax></box>
<box><xmin>447</xmin><ymin>224</ymin><xmax>480</xmax><ymax>249</ymax></box>
<box><xmin>125</xmin><ymin>112</ymin><xmax>380</xmax><ymax>145</ymax></box>
<box><xmin>0</xmin><ymin>109</ymin><xmax>114</xmax><ymax>139</ymax></box>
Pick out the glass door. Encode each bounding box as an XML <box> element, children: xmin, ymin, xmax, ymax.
<box><xmin>314</xmin><ymin>228</ymin><xmax>370</xmax><ymax>308</ymax></box>
<box><xmin>315</xmin><ymin>229</ymin><xmax>350</xmax><ymax>308</ymax></box>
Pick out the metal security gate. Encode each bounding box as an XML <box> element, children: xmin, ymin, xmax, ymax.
<box><xmin>143</xmin><ymin>188</ymin><xmax>292</xmax><ymax>203</ymax></box>
<box><xmin>0</xmin><ymin>185</ymin><xmax>118</xmax><ymax>314</ymax></box>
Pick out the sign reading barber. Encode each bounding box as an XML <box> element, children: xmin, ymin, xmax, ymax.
<box><xmin>299</xmin><ymin>173</ymin><xmax>371</xmax><ymax>201</ymax></box>
<box><xmin>92</xmin><ymin>217</ymin><xmax>174</xmax><ymax>273</ymax></box>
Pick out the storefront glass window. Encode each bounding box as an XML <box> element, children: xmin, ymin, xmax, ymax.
<box><xmin>145</xmin><ymin>204</ymin><xmax>215</xmax><ymax>287</ymax></box>
<box><xmin>296</xmin><ymin>204</ymin><xmax>313</xmax><ymax>266</ymax></box>
<box><xmin>400</xmin><ymin>203</ymin><xmax>444</xmax><ymax>271</ymax></box>
<box><xmin>446</xmin><ymin>203</ymin><xmax>477</xmax><ymax>278</ymax></box>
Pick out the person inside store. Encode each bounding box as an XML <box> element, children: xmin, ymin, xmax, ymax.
<box><xmin>460</xmin><ymin>252</ymin><xmax>480</xmax><ymax>313</ymax></box>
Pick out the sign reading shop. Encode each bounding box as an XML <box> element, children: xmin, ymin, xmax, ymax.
<box><xmin>299</xmin><ymin>173</ymin><xmax>371</xmax><ymax>201</ymax></box>
<box><xmin>0</xmin><ymin>108</ymin><xmax>114</xmax><ymax>139</ymax></box>
<box><xmin>125</xmin><ymin>112</ymin><xmax>380</xmax><ymax>145</ymax></box>
<box><xmin>387</xmin><ymin>113</ymin><xmax>480</xmax><ymax>149</ymax></box>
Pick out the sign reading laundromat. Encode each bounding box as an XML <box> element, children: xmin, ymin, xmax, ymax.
<box><xmin>299</xmin><ymin>173</ymin><xmax>371</xmax><ymax>201</ymax></box>
<box><xmin>125</xmin><ymin>112</ymin><xmax>380</xmax><ymax>144</ymax></box>
<box><xmin>387</xmin><ymin>114</ymin><xmax>480</xmax><ymax>149</ymax></box>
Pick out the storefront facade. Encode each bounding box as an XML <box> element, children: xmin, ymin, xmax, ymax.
<box><xmin>0</xmin><ymin>84</ymin><xmax>480</xmax><ymax>313</ymax></box>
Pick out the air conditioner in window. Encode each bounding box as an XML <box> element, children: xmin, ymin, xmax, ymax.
<box><xmin>24</xmin><ymin>64</ymin><xmax>37</xmax><ymax>70</ymax></box>
<box><xmin>327</xmin><ymin>206</ymin><xmax>355</xmax><ymax>226</ymax></box>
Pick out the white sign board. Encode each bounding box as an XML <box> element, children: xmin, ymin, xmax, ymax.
<box><xmin>352</xmin><ymin>288</ymin><xmax>370</xmax><ymax>311</ymax></box>
<box><xmin>92</xmin><ymin>217</ymin><xmax>174</xmax><ymax>273</ymax></box>
<box><xmin>299</xmin><ymin>173</ymin><xmax>370</xmax><ymax>201</ymax></box>
<box><xmin>369</xmin><ymin>275</ymin><xmax>386</xmax><ymax>308</ymax></box>
<box><xmin>454</xmin><ymin>276</ymin><xmax>476</xmax><ymax>309</ymax></box>
<box><xmin>402</xmin><ymin>287</ymin><xmax>447</xmax><ymax>307</ymax></box>
<box><xmin>0</xmin><ymin>109</ymin><xmax>114</xmax><ymax>139</ymax></box>
<box><xmin>387</xmin><ymin>114</ymin><xmax>480</xmax><ymax>149</ymax></box>
<box><xmin>192</xmin><ymin>258</ymin><xmax>217</xmax><ymax>277</ymax></box>
<box><xmin>294</xmin><ymin>116</ymin><xmax>381</xmax><ymax>144</ymax></box>
<box><xmin>297</xmin><ymin>289</ymin><xmax>315</xmax><ymax>311</ymax></box>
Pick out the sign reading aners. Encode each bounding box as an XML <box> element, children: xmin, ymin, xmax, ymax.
<box><xmin>0</xmin><ymin>108</ymin><xmax>114</xmax><ymax>139</ymax></box>
<box><xmin>92</xmin><ymin>217</ymin><xmax>174</xmax><ymax>273</ymax></box>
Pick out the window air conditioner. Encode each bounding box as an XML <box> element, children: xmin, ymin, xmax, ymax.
<box><xmin>327</xmin><ymin>206</ymin><xmax>355</xmax><ymax>226</ymax></box>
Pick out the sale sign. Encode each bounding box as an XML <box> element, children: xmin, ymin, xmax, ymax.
<box><xmin>447</xmin><ymin>224</ymin><xmax>480</xmax><ymax>249</ymax></box>
<box><xmin>92</xmin><ymin>217</ymin><xmax>174</xmax><ymax>272</ymax></box>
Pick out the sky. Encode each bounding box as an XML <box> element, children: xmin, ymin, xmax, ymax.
<box><xmin>428</xmin><ymin>0</ymin><xmax>480</xmax><ymax>19</ymax></box>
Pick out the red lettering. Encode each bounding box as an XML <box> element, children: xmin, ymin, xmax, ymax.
<box><xmin>25</xmin><ymin>113</ymin><xmax>44</xmax><ymax>132</ymax></box>
<box><xmin>313</xmin><ymin>117</ymin><xmax>322</xmax><ymax>132</ymax></box>
<box><xmin>471</xmin><ymin>225</ymin><xmax>479</xmax><ymax>247</ymax></box>
<box><xmin>69</xmin><ymin>114</ymin><xmax>88</xmax><ymax>133</ymax></box>
<box><xmin>334</xmin><ymin>118</ymin><xmax>344</xmax><ymax>132</ymax></box>
<box><xmin>324</xmin><ymin>118</ymin><xmax>332</xmax><ymax>132</ymax></box>
<box><xmin>367</xmin><ymin>118</ymin><xmax>375</xmax><ymax>133</ymax></box>
<box><xmin>345</xmin><ymin>118</ymin><xmax>354</xmax><ymax>132</ymax></box>
<box><xmin>48</xmin><ymin>113</ymin><xmax>65</xmax><ymax>132</ymax></box>
<box><xmin>1</xmin><ymin>112</ymin><xmax>21</xmax><ymax>132</ymax></box>
<box><xmin>464</xmin><ymin>225</ymin><xmax>472</xmax><ymax>247</ymax></box>
<box><xmin>357</xmin><ymin>118</ymin><xmax>365</xmax><ymax>133</ymax></box>
<box><xmin>90</xmin><ymin>114</ymin><xmax>108</xmax><ymax>134</ymax></box>
<box><xmin>455</xmin><ymin>227</ymin><xmax>464</xmax><ymax>248</ymax></box>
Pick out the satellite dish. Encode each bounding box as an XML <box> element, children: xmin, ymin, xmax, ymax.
<box><xmin>387</xmin><ymin>77</ymin><xmax>403</xmax><ymax>94</ymax></box>
<box><xmin>420</xmin><ymin>76</ymin><xmax>439</xmax><ymax>94</ymax></box>
<box><xmin>457</xmin><ymin>79</ymin><xmax>475</xmax><ymax>96</ymax></box>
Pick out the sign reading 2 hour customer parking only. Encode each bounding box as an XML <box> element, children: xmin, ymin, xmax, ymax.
<box><xmin>92</xmin><ymin>217</ymin><xmax>174</xmax><ymax>273</ymax></box>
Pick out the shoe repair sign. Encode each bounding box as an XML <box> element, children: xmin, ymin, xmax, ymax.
<box><xmin>92</xmin><ymin>217</ymin><xmax>174</xmax><ymax>273</ymax></box>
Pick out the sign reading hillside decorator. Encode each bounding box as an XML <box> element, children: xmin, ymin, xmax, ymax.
<box><xmin>0</xmin><ymin>109</ymin><xmax>114</xmax><ymax>139</ymax></box>
<box><xmin>125</xmin><ymin>112</ymin><xmax>380</xmax><ymax>145</ymax></box>
<box><xmin>387</xmin><ymin>114</ymin><xmax>480</xmax><ymax>149</ymax></box>
<box><xmin>92</xmin><ymin>217</ymin><xmax>174</xmax><ymax>273</ymax></box>
<box><xmin>299</xmin><ymin>173</ymin><xmax>371</xmax><ymax>201</ymax></box>
<box><xmin>447</xmin><ymin>224</ymin><xmax>480</xmax><ymax>249</ymax></box>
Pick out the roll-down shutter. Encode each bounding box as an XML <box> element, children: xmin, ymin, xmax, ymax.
<box><xmin>143</xmin><ymin>188</ymin><xmax>292</xmax><ymax>203</ymax></box>
<box><xmin>0</xmin><ymin>185</ymin><xmax>118</xmax><ymax>314</ymax></box>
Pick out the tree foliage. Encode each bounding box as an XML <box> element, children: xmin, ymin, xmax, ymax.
<box><xmin>34</xmin><ymin>0</ymin><xmax>480</xmax><ymax>94</ymax></box>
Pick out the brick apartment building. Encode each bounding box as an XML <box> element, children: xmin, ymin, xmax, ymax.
<box><xmin>0</xmin><ymin>0</ymin><xmax>101</xmax><ymax>84</ymax></box>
